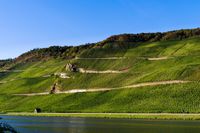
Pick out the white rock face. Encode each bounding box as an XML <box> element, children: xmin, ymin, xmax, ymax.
<box><xmin>60</xmin><ymin>73</ymin><xmax>70</xmax><ymax>79</ymax></box>
<box><xmin>54</xmin><ymin>72</ymin><xmax>70</xmax><ymax>79</ymax></box>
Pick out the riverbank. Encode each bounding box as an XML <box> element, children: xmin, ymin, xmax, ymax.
<box><xmin>2</xmin><ymin>113</ymin><xmax>200</xmax><ymax>120</ymax></box>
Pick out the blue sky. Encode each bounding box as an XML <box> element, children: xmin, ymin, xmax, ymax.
<box><xmin>0</xmin><ymin>0</ymin><xmax>200</xmax><ymax>59</ymax></box>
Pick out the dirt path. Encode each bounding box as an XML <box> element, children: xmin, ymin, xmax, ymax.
<box><xmin>14</xmin><ymin>92</ymin><xmax>50</xmax><ymax>96</ymax></box>
<box><xmin>75</xmin><ymin>57</ymin><xmax>126</xmax><ymax>60</ymax></box>
<box><xmin>0</xmin><ymin>70</ymin><xmax>24</xmax><ymax>73</ymax></box>
<box><xmin>147</xmin><ymin>57</ymin><xmax>170</xmax><ymax>61</ymax></box>
<box><xmin>123</xmin><ymin>80</ymin><xmax>189</xmax><ymax>88</ymax></box>
<box><xmin>14</xmin><ymin>80</ymin><xmax>190</xmax><ymax>96</ymax></box>
<box><xmin>78</xmin><ymin>68</ymin><xmax>127</xmax><ymax>74</ymax></box>
<box><xmin>0</xmin><ymin>81</ymin><xmax>7</xmax><ymax>84</ymax></box>
<box><xmin>0</xmin><ymin>78</ymin><xmax>21</xmax><ymax>84</ymax></box>
<box><xmin>75</xmin><ymin>56</ymin><xmax>174</xmax><ymax>61</ymax></box>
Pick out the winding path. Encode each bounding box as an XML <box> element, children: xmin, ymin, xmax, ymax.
<box><xmin>78</xmin><ymin>68</ymin><xmax>128</xmax><ymax>74</ymax></box>
<box><xmin>0</xmin><ymin>81</ymin><xmax>7</xmax><ymax>84</ymax></box>
<box><xmin>75</xmin><ymin>56</ymin><xmax>172</xmax><ymax>61</ymax></box>
<box><xmin>75</xmin><ymin>57</ymin><xmax>126</xmax><ymax>60</ymax></box>
<box><xmin>14</xmin><ymin>80</ymin><xmax>191</xmax><ymax>96</ymax></box>
<box><xmin>0</xmin><ymin>70</ymin><xmax>24</xmax><ymax>73</ymax></box>
<box><xmin>147</xmin><ymin>57</ymin><xmax>170</xmax><ymax>61</ymax></box>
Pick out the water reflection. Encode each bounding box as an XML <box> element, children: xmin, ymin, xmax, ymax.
<box><xmin>0</xmin><ymin>115</ymin><xmax>200</xmax><ymax>133</ymax></box>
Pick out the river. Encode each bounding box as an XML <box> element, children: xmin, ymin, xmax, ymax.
<box><xmin>1</xmin><ymin>115</ymin><xmax>200</xmax><ymax>133</ymax></box>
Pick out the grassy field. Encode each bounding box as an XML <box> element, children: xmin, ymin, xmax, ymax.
<box><xmin>4</xmin><ymin>113</ymin><xmax>200</xmax><ymax>120</ymax></box>
<box><xmin>1</xmin><ymin>37</ymin><xmax>200</xmax><ymax>114</ymax></box>
<box><xmin>1</xmin><ymin>82</ymin><xmax>200</xmax><ymax>113</ymax></box>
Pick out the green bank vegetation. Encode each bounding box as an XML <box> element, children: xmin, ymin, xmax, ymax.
<box><xmin>3</xmin><ymin>113</ymin><xmax>200</xmax><ymax>120</ymax></box>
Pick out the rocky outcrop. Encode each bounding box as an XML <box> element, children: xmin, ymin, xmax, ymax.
<box><xmin>65</xmin><ymin>63</ymin><xmax>78</xmax><ymax>72</ymax></box>
<box><xmin>50</xmin><ymin>83</ymin><xmax>60</xmax><ymax>94</ymax></box>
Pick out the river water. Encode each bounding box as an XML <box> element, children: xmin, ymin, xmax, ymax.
<box><xmin>1</xmin><ymin>115</ymin><xmax>200</xmax><ymax>133</ymax></box>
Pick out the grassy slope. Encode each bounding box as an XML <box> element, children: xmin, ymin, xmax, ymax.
<box><xmin>1</xmin><ymin>37</ymin><xmax>200</xmax><ymax>113</ymax></box>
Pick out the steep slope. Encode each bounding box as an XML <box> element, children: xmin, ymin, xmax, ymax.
<box><xmin>1</xmin><ymin>28</ymin><xmax>200</xmax><ymax>113</ymax></box>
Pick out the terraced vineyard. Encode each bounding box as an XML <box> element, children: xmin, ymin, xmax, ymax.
<box><xmin>1</xmin><ymin>29</ymin><xmax>200</xmax><ymax>113</ymax></box>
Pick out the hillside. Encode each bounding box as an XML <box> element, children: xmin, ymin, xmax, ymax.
<box><xmin>1</xmin><ymin>28</ymin><xmax>200</xmax><ymax>113</ymax></box>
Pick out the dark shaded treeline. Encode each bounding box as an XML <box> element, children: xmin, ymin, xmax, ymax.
<box><xmin>1</xmin><ymin>28</ymin><xmax>200</xmax><ymax>68</ymax></box>
<box><xmin>16</xmin><ymin>44</ymin><xmax>94</xmax><ymax>63</ymax></box>
<box><xmin>102</xmin><ymin>28</ymin><xmax>200</xmax><ymax>44</ymax></box>
<box><xmin>0</xmin><ymin>59</ymin><xmax>13</xmax><ymax>68</ymax></box>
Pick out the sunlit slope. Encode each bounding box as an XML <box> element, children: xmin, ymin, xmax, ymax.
<box><xmin>60</xmin><ymin>37</ymin><xmax>200</xmax><ymax>90</ymax></box>
<box><xmin>1</xmin><ymin>37</ymin><xmax>200</xmax><ymax>93</ymax></box>
<box><xmin>1</xmin><ymin>82</ymin><xmax>200</xmax><ymax>113</ymax></box>
<box><xmin>0</xmin><ymin>59</ymin><xmax>67</xmax><ymax>94</ymax></box>
<box><xmin>1</xmin><ymin>36</ymin><xmax>200</xmax><ymax>113</ymax></box>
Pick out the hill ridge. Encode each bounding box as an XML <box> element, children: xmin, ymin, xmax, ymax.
<box><xmin>1</xmin><ymin>28</ymin><xmax>200</xmax><ymax>113</ymax></box>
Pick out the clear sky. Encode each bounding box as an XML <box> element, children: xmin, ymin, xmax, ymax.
<box><xmin>0</xmin><ymin>0</ymin><xmax>200</xmax><ymax>59</ymax></box>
